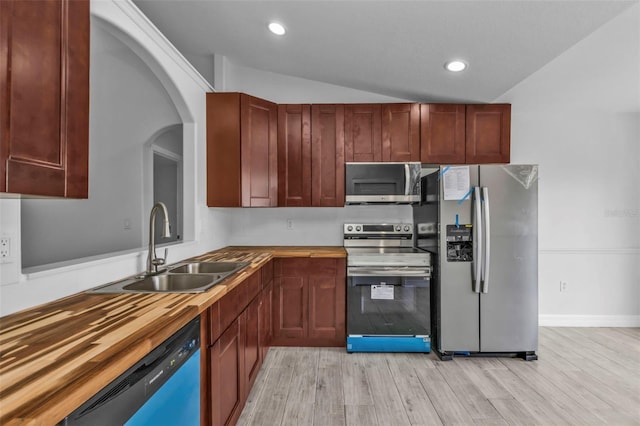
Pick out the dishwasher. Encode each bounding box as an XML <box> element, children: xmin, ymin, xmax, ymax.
<box><xmin>59</xmin><ymin>317</ymin><xmax>200</xmax><ymax>426</ymax></box>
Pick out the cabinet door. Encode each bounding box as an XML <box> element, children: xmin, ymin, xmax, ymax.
<box><xmin>420</xmin><ymin>104</ymin><xmax>466</xmax><ymax>164</ymax></box>
<box><xmin>311</xmin><ymin>104</ymin><xmax>345</xmax><ymax>207</ymax></box>
<box><xmin>210</xmin><ymin>317</ymin><xmax>245</xmax><ymax>426</ymax></box>
<box><xmin>308</xmin><ymin>258</ymin><xmax>346</xmax><ymax>344</ymax></box>
<box><xmin>240</xmin><ymin>94</ymin><xmax>278</xmax><ymax>206</ymax></box>
<box><xmin>207</xmin><ymin>93</ymin><xmax>242</xmax><ymax>207</ymax></box>
<box><xmin>259</xmin><ymin>279</ymin><xmax>273</xmax><ymax>359</ymax></box>
<box><xmin>277</xmin><ymin>104</ymin><xmax>311</xmax><ymax>206</ymax></box>
<box><xmin>1</xmin><ymin>0</ymin><xmax>89</xmax><ymax>197</ymax></box>
<box><xmin>465</xmin><ymin>104</ymin><xmax>510</xmax><ymax>164</ymax></box>
<box><xmin>272</xmin><ymin>258</ymin><xmax>308</xmax><ymax>342</ymax></box>
<box><xmin>344</xmin><ymin>104</ymin><xmax>382</xmax><ymax>162</ymax></box>
<box><xmin>243</xmin><ymin>298</ymin><xmax>261</xmax><ymax>391</ymax></box>
<box><xmin>382</xmin><ymin>104</ymin><xmax>420</xmax><ymax>162</ymax></box>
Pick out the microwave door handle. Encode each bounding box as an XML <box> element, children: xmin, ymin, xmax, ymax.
<box><xmin>472</xmin><ymin>187</ymin><xmax>482</xmax><ymax>293</ymax></box>
<box><xmin>405</xmin><ymin>163</ymin><xmax>411</xmax><ymax>195</ymax></box>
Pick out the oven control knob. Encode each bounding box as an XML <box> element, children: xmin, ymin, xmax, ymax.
<box><xmin>395</xmin><ymin>225</ymin><xmax>401</xmax><ymax>232</ymax></box>
<box><xmin>404</xmin><ymin>225</ymin><xmax>411</xmax><ymax>232</ymax></box>
<box><xmin>347</xmin><ymin>225</ymin><xmax>353</xmax><ymax>232</ymax></box>
<box><xmin>355</xmin><ymin>226</ymin><xmax>361</xmax><ymax>232</ymax></box>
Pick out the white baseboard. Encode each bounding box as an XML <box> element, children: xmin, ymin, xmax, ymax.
<box><xmin>539</xmin><ymin>315</ymin><xmax>640</xmax><ymax>327</ymax></box>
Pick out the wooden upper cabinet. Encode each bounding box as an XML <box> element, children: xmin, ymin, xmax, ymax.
<box><xmin>345</xmin><ymin>103</ymin><xmax>419</xmax><ymax>163</ymax></box>
<box><xmin>344</xmin><ymin>104</ymin><xmax>381</xmax><ymax>162</ymax></box>
<box><xmin>311</xmin><ymin>104</ymin><xmax>345</xmax><ymax>207</ymax></box>
<box><xmin>465</xmin><ymin>104</ymin><xmax>511</xmax><ymax>164</ymax></box>
<box><xmin>1</xmin><ymin>0</ymin><xmax>89</xmax><ymax>197</ymax></box>
<box><xmin>277</xmin><ymin>104</ymin><xmax>311</xmax><ymax>207</ymax></box>
<box><xmin>381</xmin><ymin>103</ymin><xmax>420</xmax><ymax>162</ymax></box>
<box><xmin>206</xmin><ymin>93</ymin><xmax>277</xmax><ymax>207</ymax></box>
<box><xmin>420</xmin><ymin>104</ymin><xmax>466</xmax><ymax>164</ymax></box>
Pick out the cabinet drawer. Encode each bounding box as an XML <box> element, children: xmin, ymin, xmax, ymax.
<box><xmin>207</xmin><ymin>302</ymin><xmax>221</xmax><ymax>346</ymax></box>
<box><xmin>220</xmin><ymin>282</ymin><xmax>247</xmax><ymax>333</ymax></box>
<box><xmin>246</xmin><ymin>271</ymin><xmax>262</xmax><ymax>304</ymax></box>
<box><xmin>261</xmin><ymin>260</ymin><xmax>274</xmax><ymax>287</ymax></box>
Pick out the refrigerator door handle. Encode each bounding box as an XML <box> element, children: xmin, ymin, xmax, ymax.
<box><xmin>472</xmin><ymin>186</ymin><xmax>483</xmax><ymax>293</ymax></box>
<box><xmin>482</xmin><ymin>187</ymin><xmax>491</xmax><ymax>293</ymax></box>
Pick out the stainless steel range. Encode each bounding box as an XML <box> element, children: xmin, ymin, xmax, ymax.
<box><xmin>344</xmin><ymin>223</ymin><xmax>432</xmax><ymax>353</ymax></box>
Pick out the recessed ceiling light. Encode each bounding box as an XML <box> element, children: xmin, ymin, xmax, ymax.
<box><xmin>268</xmin><ymin>22</ymin><xmax>286</xmax><ymax>36</ymax></box>
<box><xmin>445</xmin><ymin>60</ymin><xmax>467</xmax><ymax>72</ymax></box>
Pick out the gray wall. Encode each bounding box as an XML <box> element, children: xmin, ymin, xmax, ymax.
<box><xmin>21</xmin><ymin>18</ymin><xmax>181</xmax><ymax>268</ymax></box>
<box><xmin>496</xmin><ymin>3</ymin><xmax>639</xmax><ymax>323</ymax></box>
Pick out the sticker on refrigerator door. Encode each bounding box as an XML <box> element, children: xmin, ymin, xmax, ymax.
<box><xmin>501</xmin><ymin>165</ymin><xmax>539</xmax><ymax>189</ymax></box>
<box><xmin>442</xmin><ymin>166</ymin><xmax>471</xmax><ymax>200</ymax></box>
<box><xmin>371</xmin><ymin>284</ymin><xmax>394</xmax><ymax>300</ymax></box>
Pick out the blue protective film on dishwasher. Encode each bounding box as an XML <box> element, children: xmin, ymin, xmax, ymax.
<box><xmin>125</xmin><ymin>349</ymin><xmax>200</xmax><ymax>426</ymax></box>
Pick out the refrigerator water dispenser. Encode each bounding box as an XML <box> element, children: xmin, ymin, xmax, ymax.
<box><xmin>446</xmin><ymin>224</ymin><xmax>473</xmax><ymax>262</ymax></box>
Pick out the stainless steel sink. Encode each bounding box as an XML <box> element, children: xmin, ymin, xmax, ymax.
<box><xmin>123</xmin><ymin>274</ymin><xmax>224</xmax><ymax>292</ymax></box>
<box><xmin>89</xmin><ymin>273</ymin><xmax>224</xmax><ymax>293</ymax></box>
<box><xmin>87</xmin><ymin>261</ymin><xmax>249</xmax><ymax>294</ymax></box>
<box><xmin>168</xmin><ymin>261</ymin><xmax>249</xmax><ymax>275</ymax></box>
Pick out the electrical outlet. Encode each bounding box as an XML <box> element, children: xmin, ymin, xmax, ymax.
<box><xmin>0</xmin><ymin>237</ymin><xmax>10</xmax><ymax>261</ymax></box>
<box><xmin>559</xmin><ymin>281</ymin><xmax>568</xmax><ymax>292</ymax></box>
<box><xmin>286</xmin><ymin>219</ymin><xmax>294</xmax><ymax>230</ymax></box>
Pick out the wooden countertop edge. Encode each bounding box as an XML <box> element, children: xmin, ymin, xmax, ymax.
<box><xmin>0</xmin><ymin>246</ymin><xmax>345</xmax><ymax>425</ymax></box>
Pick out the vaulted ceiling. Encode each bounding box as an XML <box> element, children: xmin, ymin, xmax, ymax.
<box><xmin>133</xmin><ymin>0</ymin><xmax>636</xmax><ymax>103</ymax></box>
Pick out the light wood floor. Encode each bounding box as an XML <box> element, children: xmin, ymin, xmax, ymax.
<box><xmin>238</xmin><ymin>327</ymin><xmax>640</xmax><ymax>426</ymax></box>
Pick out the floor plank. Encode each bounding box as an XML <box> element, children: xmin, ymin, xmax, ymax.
<box><xmin>240</xmin><ymin>328</ymin><xmax>640</xmax><ymax>426</ymax></box>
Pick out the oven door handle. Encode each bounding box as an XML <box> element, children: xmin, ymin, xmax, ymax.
<box><xmin>347</xmin><ymin>267</ymin><xmax>431</xmax><ymax>277</ymax></box>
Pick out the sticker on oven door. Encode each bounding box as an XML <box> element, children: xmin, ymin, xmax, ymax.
<box><xmin>371</xmin><ymin>284</ymin><xmax>394</xmax><ymax>300</ymax></box>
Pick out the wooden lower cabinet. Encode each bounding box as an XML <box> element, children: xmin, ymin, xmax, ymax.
<box><xmin>203</xmin><ymin>257</ymin><xmax>344</xmax><ymax>425</ymax></box>
<box><xmin>243</xmin><ymin>297</ymin><xmax>261</xmax><ymax>391</ymax></box>
<box><xmin>209</xmin><ymin>317</ymin><xmax>244</xmax><ymax>426</ymax></box>
<box><xmin>204</xmin><ymin>266</ymin><xmax>272</xmax><ymax>426</ymax></box>
<box><xmin>272</xmin><ymin>258</ymin><xmax>346</xmax><ymax>346</ymax></box>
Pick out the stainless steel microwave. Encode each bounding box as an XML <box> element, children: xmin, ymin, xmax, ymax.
<box><xmin>345</xmin><ymin>162</ymin><xmax>421</xmax><ymax>204</ymax></box>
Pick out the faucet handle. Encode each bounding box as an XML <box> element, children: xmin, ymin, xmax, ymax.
<box><xmin>151</xmin><ymin>248</ymin><xmax>168</xmax><ymax>267</ymax></box>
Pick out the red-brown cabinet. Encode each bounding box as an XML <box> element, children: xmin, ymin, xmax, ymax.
<box><xmin>259</xmin><ymin>260</ymin><xmax>274</xmax><ymax>359</ymax></box>
<box><xmin>344</xmin><ymin>104</ymin><xmax>382</xmax><ymax>162</ymax></box>
<box><xmin>206</xmin><ymin>93</ymin><xmax>278</xmax><ymax>207</ymax></box>
<box><xmin>311</xmin><ymin>104</ymin><xmax>345</xmax><ymax>207</ymax></box>
<box><xmin>277</xmin><ymin>104</ymin><xmax>345</xmax><ymax>207</ymax></box>
<box><xmin>208</xmin><ymin>316</ymin><xmax>244</xmax><ymax>426</ymax></box>
<box><xmin>272</xmin><ymin>257</ymin><xmax>346</xmax><ymax>346</ymax></box>
<box><xmin>203</xmin><ymin>266</ymin><xmax>272</xmax><ymax>426</ymax></box>
<box><xmin>420</xmin><ymin>104</ymin><xmax>466</xmax><ymax>164</ymax></box>
<box><xmin>420</xmin><ymin>103</ymin><xmax>510</xmax><ymax>164</ymax></box>
<box><xmin>465</xmin><ymin>104</ymin><xmax>511</xmax><ymax>164</ymax></box>
<box><xmin>277</xmin><ymin>104</ymin><xmax>311</xmax><ymax>207</ymax></box>
<box><xmin>345</xmin><ymin>103</ymin><xmax>419</xmax><ymax>163</ymax></box>
<box><xmin>381</xmin><ymin>103</ymin><xmax>420</xmax><ymax>162</ymax></box>
<box><xmin>1</xmin><ymin>0</ymin><xmax>89</xmax><ymax>197</ymax></box>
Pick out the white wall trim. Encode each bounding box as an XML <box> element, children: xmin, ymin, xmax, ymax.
<box><xmin>540</xmin><ymin>248</ymin><xmax>639</xmax><ymax>255</ymax></box>
<box><xmin>112</xmin><ymin>0</ymin><xmax>213</xmax><ymax>92</ymax></box>
<box><xmin>539</xmin><ymin>315</ymin><xmax>640</xmax><ymax>327</ymax></box>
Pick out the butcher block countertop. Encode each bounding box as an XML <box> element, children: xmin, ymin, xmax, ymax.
<box><xmin>0</xmin><ymin>246</ymin><xmax>345</xmax><ymax>425</ymax></box>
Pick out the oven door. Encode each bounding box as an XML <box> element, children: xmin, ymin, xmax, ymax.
<box><xmin>347</xmin><ymin>266</ymin><xmax>430</xmax><ymax>336</ymax></box>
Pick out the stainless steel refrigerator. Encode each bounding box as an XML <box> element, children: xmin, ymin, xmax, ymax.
<box><xmin>413</xmin><ymin>165</ymin><xmax>538</xmax><ymax>361</ymax></box>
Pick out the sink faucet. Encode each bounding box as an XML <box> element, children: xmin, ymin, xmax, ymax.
<box><xmin>146</xmin><ymin>201</ymin><xmax>171</xmax><ymax>275</ymax></box>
